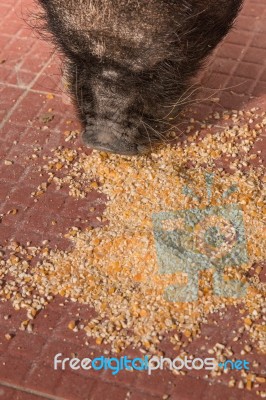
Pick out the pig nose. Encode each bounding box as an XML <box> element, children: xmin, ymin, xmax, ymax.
<box><xmin>82</xmin><ymin>123</ymin><xmax>151</xmax><ymax>155</ymax></box>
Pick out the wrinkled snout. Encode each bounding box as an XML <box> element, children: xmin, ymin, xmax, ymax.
<box><xmin>82</xmin><ymin>119</ymin><xmax>151</xmax><ymax>156</ymax></box>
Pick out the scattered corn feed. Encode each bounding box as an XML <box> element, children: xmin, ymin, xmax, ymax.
<box><xmin>0</xmin><ymin>107</ymin><xmax>265</xmax><ymax>393</ymax></box>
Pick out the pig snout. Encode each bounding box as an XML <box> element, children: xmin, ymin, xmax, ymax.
<box><xmin>82</xmin><ymin>121</ymin><xmax>150</xmax><ymax>156</ymax></box>
<box><xmin>72</xmin><ymin>65</ymin><xmax>160</xmax><ymax>155</ymax></box>
<box><xmin>83</xmin><ymin>68</ymin><xmax>150</xmax><ymax>155</ymax></box>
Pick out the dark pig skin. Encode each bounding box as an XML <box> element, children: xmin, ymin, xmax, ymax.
<box><xmin>36</xmin><ymin>0</ymin><xmax>243</xmax><ymax>155</ymax></box>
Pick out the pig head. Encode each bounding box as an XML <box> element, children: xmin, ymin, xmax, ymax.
<box><xmin>37</xmin><ymin>0</ymin><xmax>243</xmax><ymax>155</ymax></box>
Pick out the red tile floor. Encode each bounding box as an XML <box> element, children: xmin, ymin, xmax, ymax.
<box><xmin>0</xmin><ymin>0</ymin><xmax>265</xmax><ymax>399</ymax></box>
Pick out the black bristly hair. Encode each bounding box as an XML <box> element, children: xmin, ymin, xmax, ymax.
<box><xmin>32</xmin><ymin>0</ymin><xmax>243</xmax><ymax>155</ymax></box>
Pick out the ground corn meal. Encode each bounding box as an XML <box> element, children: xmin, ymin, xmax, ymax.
<box><xmin>1</xmin><ymin>108</ymin><xmax>265</xmax><ymax>394</ymax></box>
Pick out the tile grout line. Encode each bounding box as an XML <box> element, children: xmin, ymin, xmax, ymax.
<box><xmin>0</xmin><ymin>49</ymin><xmax>57</xmax><ymax>130</ymax></box>
<box><xmin>0</xmin><ymin>0</ymin><xmax>31</xmax><ymax>54</ymax></box>
<box><xmin>0</xmin><ymin>81</ymin><xmax>61</xmax><ymax>96</ymax></box>
<box><xmin>0</xmin><ymin>380</ymin><xmax>67</xmax><ymax>400</ymax></box>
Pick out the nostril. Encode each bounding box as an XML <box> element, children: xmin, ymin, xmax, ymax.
<box><xmin>92</xmin><ymin>144</ymin><xmax>115</xmax><ymax>153</ymax></box>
